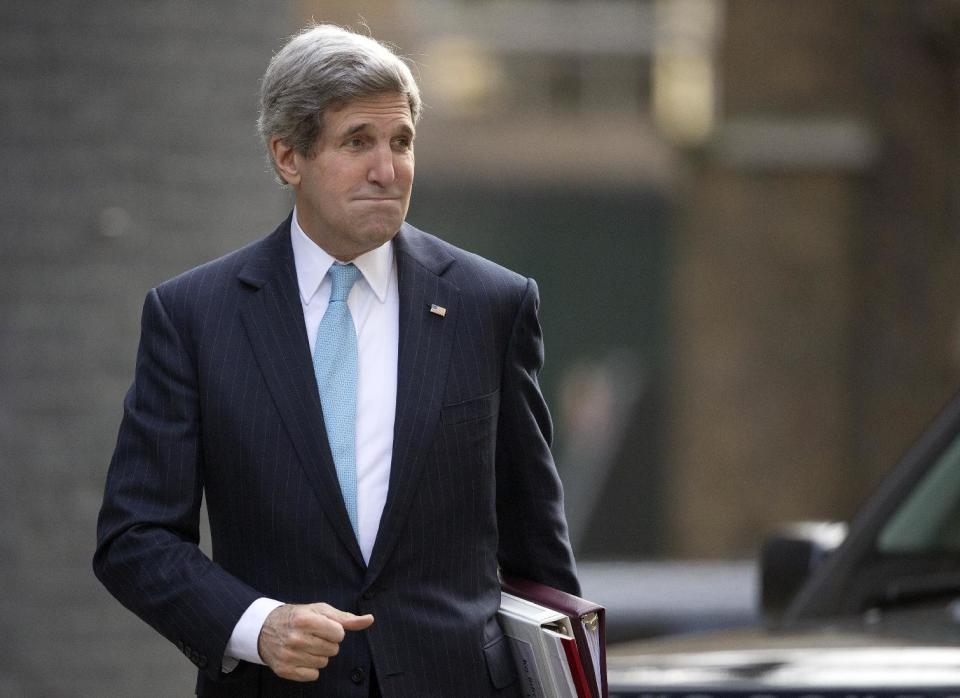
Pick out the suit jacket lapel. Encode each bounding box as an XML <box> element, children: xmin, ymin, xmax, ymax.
<box><xmin>237</xmin><ymin>218</ymin><xmax>365</xmax><ymax>569</ymax></box>
<box><xmin>366</xmin><ymin>224</ymin><xmax>460</xmax><ymax>582</ymax></box>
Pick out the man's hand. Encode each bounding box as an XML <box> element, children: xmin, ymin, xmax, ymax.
<box><xmin>257</xmin><ymin>602</ymin><xmax>374</xmax><ymax>682</ymax></box>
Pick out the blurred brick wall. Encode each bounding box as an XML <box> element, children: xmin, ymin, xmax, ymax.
<box><xmin>669</xmin><ymin>0</ymin><xmax>960</xmax><ymax>556</ymax></box>
<box><xmin>0</xmin><ymin>3</ymin><xmax>291</xmax><ymax>694</ymax></box>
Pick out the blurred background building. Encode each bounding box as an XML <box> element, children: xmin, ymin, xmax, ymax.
<box><xmin>2</xmin><ymin>0</ymin><xmax>959</xmax><ymax>693</ymax></box>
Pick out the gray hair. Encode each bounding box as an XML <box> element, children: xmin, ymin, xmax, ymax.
<box><xmin>258</xmin><ymin>24</ymin><xmax>422</xmax><ymax>182</ymax></box>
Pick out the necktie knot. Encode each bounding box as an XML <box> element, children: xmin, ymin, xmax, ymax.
<box><xmin>329</xmin><ymin>263</ymin><xmax>361</xmax><ymax>302</ymax></box>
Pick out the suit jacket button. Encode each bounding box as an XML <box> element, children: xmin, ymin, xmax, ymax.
<box><xmin>350</xmin><ymin>667</ymin><xmax>365</xmax><ymax>684</ymax></box>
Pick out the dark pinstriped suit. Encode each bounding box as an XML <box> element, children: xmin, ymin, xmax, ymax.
<box><xmin>94</xmin><ymin>214</ymin><xmax>579</xmax><ymax>697</ymax></box>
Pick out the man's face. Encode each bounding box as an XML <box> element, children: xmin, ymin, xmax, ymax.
<box><xmin>284</xmin><ymin>93</ymin><xmax>415</xmax><ymax>260</ymax></box>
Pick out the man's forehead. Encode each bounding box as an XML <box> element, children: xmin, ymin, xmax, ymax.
<box><xmin>328</xmin><ymin>94</ymin><xmax>413</xmax><ymax>128</ymax></box>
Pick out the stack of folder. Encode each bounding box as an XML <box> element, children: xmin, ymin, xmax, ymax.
<box><xmin>498</xmin><ymin>575</ymin><xmax>607</xmax><ymax>698</ymax></box>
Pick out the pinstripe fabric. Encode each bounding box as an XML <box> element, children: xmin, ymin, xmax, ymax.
<box><xmin>94</xmin><ymin>215</ymin><xmax>579</xmax><ymax>697</ymax></box>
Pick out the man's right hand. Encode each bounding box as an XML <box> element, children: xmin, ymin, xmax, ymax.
<box><xmin>257</xmin><ymin>602</ymin><xmax>374</xmax><ymax>682</ymax></box>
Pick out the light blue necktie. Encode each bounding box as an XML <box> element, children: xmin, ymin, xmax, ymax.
<box><xmin>313</xmin><ymin>263</ymin><xmax>362</xmax><ymax>537</ymax></box>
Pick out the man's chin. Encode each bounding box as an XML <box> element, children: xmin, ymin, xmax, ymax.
<box><xmin>363</xmin><ymin>213</ymin><xmax>405</xmax><ymax>237</ymax></box>
<box><xmin>355</xmin><ymin>221</ymin><xmax>403</xmax><ymax>252</ymax></box>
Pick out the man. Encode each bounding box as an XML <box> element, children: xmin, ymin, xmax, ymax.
<box><xmin>94</xmin><ymin>24</ymin><xmax>579</xmax><ymax>697</ymax></box>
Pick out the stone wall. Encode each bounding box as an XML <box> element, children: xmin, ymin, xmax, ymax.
<box><xmin>1</xmin><ymin>3</ymin><xmax>291</xmax><ymax>694</ymax></box>
<box><xmin>669</xmin><ymin>0</ymin><xmax>960</xmax><ymax>556</ymax></box>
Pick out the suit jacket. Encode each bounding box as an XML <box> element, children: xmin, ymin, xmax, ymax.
<box><xmin>94</xmin><ymin>215</ymin><xmax>579</xmax><ymax>697</ymax></box>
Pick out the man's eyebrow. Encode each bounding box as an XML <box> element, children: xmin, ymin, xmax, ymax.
<box><xmin>344</xmin><ymin>123</ymin><xmax>371</xmax><ymax>137</ymax></box>
<box><xmin>341</xmin><ymin>122</ymin><xmax>415</xmax><ymax>138</ymax></box>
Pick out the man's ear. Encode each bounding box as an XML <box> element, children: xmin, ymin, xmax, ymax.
<box><xmin>270</xmin><ymin>136</ymin><xmax>301</xmax><ymax>186</ymax></box>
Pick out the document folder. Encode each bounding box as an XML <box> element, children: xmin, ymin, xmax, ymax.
<box><xmin>500</xmin><ymin>575</ymin><xmax>607</xmax><ymax>698</ymax></box>
<box><xmin>498</xmin><ymin>592</ymin><xmax>578</xmax><ymax>697</ymax></box>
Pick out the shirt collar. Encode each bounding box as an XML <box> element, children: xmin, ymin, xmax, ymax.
<box><xmin>290</xmin><ymin>208</ymin><xmax>394</xmax><ymax>305</ymax></box>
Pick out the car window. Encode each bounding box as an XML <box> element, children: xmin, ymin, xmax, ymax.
<box><xmin>877</xmin><ymin>431</ymin><xmax>960</xmax><ymax>554</ymax></box>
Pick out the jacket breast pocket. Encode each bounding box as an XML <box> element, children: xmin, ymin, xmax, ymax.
<box><xmin>441</xmin><ymin>389</ymin><xmax>500</xmax><ymax>426</ymax></box>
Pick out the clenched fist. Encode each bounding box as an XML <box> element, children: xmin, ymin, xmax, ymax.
<box><xmin>258</xmin><ymin>602</ymin><xmax>374</xmax><ymax>682</ymax></box>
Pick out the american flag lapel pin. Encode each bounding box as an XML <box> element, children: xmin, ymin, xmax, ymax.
<box><xmin>429</xmin><ymin>304</ymin><xmax>447</xmax><ymax>317</ymax></box>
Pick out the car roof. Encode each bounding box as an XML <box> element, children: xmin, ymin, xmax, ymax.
<box><xmin>786</xmin><ymin>388</ymin><xmax>960</xmax><ymax>621</ymax></box>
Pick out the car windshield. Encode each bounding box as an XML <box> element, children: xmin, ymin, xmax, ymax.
<box><xmin>877</xmin><ymin>430</ymin><xmax>960</xmax><ymax>555</ymax></box>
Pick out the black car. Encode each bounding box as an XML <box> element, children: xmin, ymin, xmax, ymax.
<box><xmin>608</xmin><ymin>390</ymin><xmax>960</xmax><ymax>696</ymax></box>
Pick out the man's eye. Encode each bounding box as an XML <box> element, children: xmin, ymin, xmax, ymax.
<box><xmin>393</xmin><ymin>138</ymin><xmax>412</xmax><ymax>150</ymax></box>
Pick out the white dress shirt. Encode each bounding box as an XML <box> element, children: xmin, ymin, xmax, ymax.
<box><xmin>223</xmin><ymin>209</ymin><xmax>399</xmax><ymax>668</ymax></box>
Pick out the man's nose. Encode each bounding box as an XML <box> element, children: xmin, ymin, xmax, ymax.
<box><xmin>367</xmin><ymin>144</ymin><xmax>396</xmax><ymax>186</ymax></box>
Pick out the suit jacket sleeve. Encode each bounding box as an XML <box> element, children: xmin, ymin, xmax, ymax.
<box><xmin>93</xmin><ymin>287</ymin><xmax>261</xmax><ymax>680</ymax></box>
<box><xmin>495</xmin><ymin>277</ymin><xmax>581</xmax><ymax>595</ymax></box>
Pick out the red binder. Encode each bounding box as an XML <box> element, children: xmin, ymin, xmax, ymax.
<box><xmin>501</xmin><ymin>575</ymin><xmax>607</xmax><ymax>698</ymax></box>
<box><xmin>560</xmin><ymin>634</ymin><xmax>593</xmax><ymax>698</ymax></box>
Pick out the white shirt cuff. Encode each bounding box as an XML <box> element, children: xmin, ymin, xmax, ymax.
<box><xmin>222</xmin><ymin>597</ymin><xmax>285</xmax><ymax>671</ymax></box>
